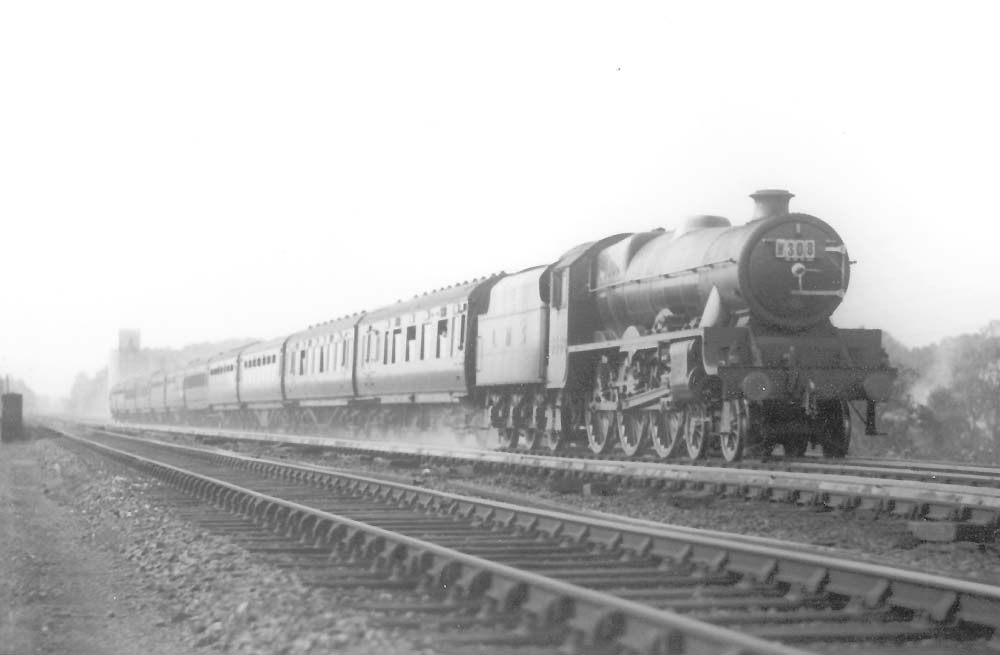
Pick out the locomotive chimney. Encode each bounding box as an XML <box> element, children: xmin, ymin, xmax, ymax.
<box><xmin>750</xmin><ymin>189</ymin><xmax>794</xmax><ymax>220</ymax></box>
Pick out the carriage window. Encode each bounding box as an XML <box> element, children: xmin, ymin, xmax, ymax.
<box><xmin>184</xmin><ymin>373</ymin><xmax>207</xmax><ymax>388</ymax></box>
<box><xmin>552</xmin><ymin>270</ymin><xmax>564</xmax><ymax>308</ymax></box>
<box><xmin>319</xmin><ymin>345</ymin><xmax>325</xmax><ymax>373</ymax></box>
<box><xmin>420</xmin><ymin>324</ymin><xmax>428</xmax><ymax>360</ymax></box>
<box><xmin>383</xmin><ymin>331</ymin><xmax>390</xmax><ymax>364</ymax></box>
<box><xmin>299</xmin><ymin>350</ymin><xmax>306</xmax><ymax>375</ymax></box>
<box><xmin>343</xmin><ymin>338</ymin><xmax>351</xmax><ymax>368</ymax></box>
<box><xmin>392</xmin><ymin>328</ymin><xmax>402</xmax><ymax>363</ymax></box>
<box><xmin>457</xmin><ymin>314</ymin><xmax>466</xmax><ymax>351</ymax></box>
<box><xmin>405</xmin><ymin>326</ymin><xmax>417</xmax><ymax>361</ymax></box>
<box><xmin>436</xmin><ymin>319</ymin><xmax>448</xmax><ymax>358</ymax></box>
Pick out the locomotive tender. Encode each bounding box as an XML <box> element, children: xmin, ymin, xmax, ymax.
<box><xmin>110</xmin><ymin>190</ymin><xmax>894</xmax><ymax>461</ymax></box>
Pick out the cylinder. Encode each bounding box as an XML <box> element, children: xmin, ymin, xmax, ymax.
<box><xmin>1</xmin><ymin>393</ymin><xmax>24</xmax><ymax>443</ymax></box>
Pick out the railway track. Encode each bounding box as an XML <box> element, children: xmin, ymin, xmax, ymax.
<box><xmin>44</xmin><ymin>421</ymin><xmax>1000</xmax><ymax>654</ymax></box>
<box><xmin>93</xmin><ymin>419</ymin><xmax>1000</xmax><ymax>483</ymax></box>
<box><xmin>82</xmin><ymin>420</ymin><xmax>1000</xmax><ymax>540</ymax></box>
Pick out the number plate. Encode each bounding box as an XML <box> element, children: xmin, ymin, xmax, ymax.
<box><xmin>775</xmin><ymin>239</ymin><xmax>816</xmax><ymax>261</ymax></box>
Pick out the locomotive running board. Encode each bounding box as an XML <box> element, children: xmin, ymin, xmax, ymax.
<box><xmin>568</xmin><ymin>328</ymin><xmax>702</xmax><ymax>354</ymax></box>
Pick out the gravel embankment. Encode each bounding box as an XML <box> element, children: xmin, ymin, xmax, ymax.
<box><xmin>36</xmin><ymin>436</ymin><xmax>436</xmax><ymax>655</ymax></box>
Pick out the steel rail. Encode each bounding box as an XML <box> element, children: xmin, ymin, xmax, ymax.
<box><xmin>88</xmin><ymin>423</ymin><xmax>901</xmax><ymax>560</ymax></box>
<box><xmin>55</xmin><ymin>425</ymin><xmax>817</xmax><ymax>655</ymax></box>
<box><xmin>81</xmin><ymin>418</ymin><xmax>1000</xmax><ymax>482</ymax></box>
<box><xmin>740</xmin><ymin>459</ymin><xmax>1000</xmax><ymax>488</ymax></box>
<box><xmin>88</xmin><ymin>420</ymin><xmax>1000</xmax><ymax>519</ymax></box>
<box><xmin>57</xmin><ymin>421</ymin><xmax>1000</xmax><ymax>650</ymax></box>
<box><xmin>821</xmin><ymin>456</ymin><xmax>1000</xmax><ymax>477</ymax></box>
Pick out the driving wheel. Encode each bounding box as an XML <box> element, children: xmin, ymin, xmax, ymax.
<box><xmin>586</xmin><ymin>409</ymin><xmax>616</xmax><ymax>455</ymax></box>
<box><xmin>684</xmin><ymin>404</ymin><xmax>710</xmax><ymax>461</ymax></box>
<box><xmin>618</xmin><ymin>411</ymin><xmax>647</xmax><ymax>457</ymax></box>
<box><xmin>650</xmin><ymin>409</ymin><xmax>683</xmax><ymax>459</ymax></box>
<box><xmin>720</xmin><ymin>399</ymin><xmax>749</xmax><ymax>463</ymax></box>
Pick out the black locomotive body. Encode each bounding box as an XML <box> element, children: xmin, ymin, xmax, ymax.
<box><xmin>111</xmin><ymin>190</ymin><xmax>894</xmax><ymax>460</ymax></box>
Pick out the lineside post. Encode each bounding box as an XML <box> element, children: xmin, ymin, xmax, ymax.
<box><xmin>1</xmin><ymin>393</ymin><xmax>24</xmax><ymax>443</ymax></box>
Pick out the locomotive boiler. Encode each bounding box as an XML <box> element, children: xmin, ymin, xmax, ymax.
<box><xmin>111</xmin><ymin>189</ymin><xmax>894</xmax><ymax>462</ymax></box>
<box><xmin>591</xmin><ymin>190</ymin><xmax>848</xmax><ymax>333</ymax></box>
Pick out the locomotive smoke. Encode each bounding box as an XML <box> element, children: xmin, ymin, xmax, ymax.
<box><xmin>909</xmin><ymin>345</ymin><xmax>956</xmax><ymax>405</ymax></box>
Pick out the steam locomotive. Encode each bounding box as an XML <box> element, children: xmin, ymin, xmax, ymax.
<box><xmin>110</xmin><ymin>190</ymin><xmax>894</xmax><ymax>461</ymax></box>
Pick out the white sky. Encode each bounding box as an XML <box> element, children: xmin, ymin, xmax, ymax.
<box><xmin>2</xmin><ymin>1</ymin><xmax>999</xmax><ymax>396</ymax></box>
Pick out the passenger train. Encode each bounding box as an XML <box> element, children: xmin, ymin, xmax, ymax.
<box><xmin>110</xmin><ymin>190</ymin><xmax>895</xmax><ymax>461</ymax></box>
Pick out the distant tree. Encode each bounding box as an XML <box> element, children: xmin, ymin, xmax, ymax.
<box><xmin>949</xmin><ymin>328</ymin><xmax>1000</xmax><ymax>450</ymax></box>
<box><xmin>924</xmin><ymin>387</ymin><xmax>972</xmax><ymax>457</ymax></box>
<box><xmin>66</xmin><ymin>368</ymin><xmax>109</xmax><ymax>418</ymax></box>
